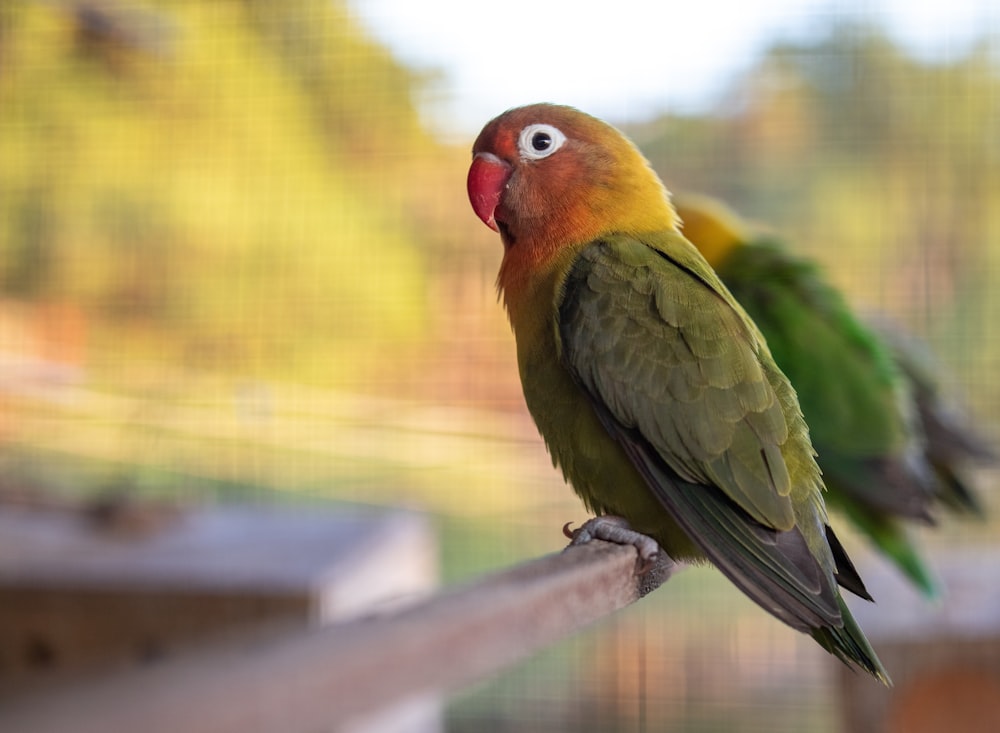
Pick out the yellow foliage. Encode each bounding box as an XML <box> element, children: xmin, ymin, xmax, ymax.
<box><xmin>0</xmin><ymin>0</ymin><xmax>433</xmax><ymax>385</ymax></box>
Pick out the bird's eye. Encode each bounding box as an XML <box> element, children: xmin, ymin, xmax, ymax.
<box><xmin>517</xmin><ymin>124</ymin><xmax>567</xmax><ymax>161</ymax></box>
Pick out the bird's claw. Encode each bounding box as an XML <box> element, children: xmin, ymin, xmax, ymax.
<box><xmin>563</xmin><ymin>516</ymin><xmax>662</xmax><ymax>576</ymax></box>
<box><xmin>562</xmin><ymin>521</ymin><xmax>578</xmax><ymax>540</ymax></box>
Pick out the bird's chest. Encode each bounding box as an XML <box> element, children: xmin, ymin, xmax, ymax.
<box><xmin>518</xmin><ymin>328</ymin><xmax>619</xmax><ymax>510</ymax></box>
<box><xmin>510</xmin><ymin>286</ymin><xmax>663</xmax><ymax>524</ymax></box>
<box><xmin>504</xmin><ymin>271</ymin><xmax>697</xmax><ymax>558</ymax></box>
<box><xmin>508</xmin><ymin>276</ymin><xmax>614</xmax><ymax>499</ymax></box>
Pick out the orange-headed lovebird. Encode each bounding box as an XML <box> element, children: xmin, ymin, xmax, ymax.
<box><xmin>674</xmin><ymin>194</ymin><xmax>994</xmax><ymax>597</ymax></box>
<box><xmin>467</xmin><ymin>104</ymin><xmax>889</xmax><ymax>683</ymax></box>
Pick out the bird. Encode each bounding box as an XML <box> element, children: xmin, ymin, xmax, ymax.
<box><xmin>674</xmin><ymin>193</ymin><xmax>993</xmax><ymax>597</ymax></box>
<box><xmin>467</xmin><ymin>103</ymin><xmax>889</xmax><ymax>683</ymax></box>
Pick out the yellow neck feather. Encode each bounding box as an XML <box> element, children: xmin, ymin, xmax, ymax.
<box><xmin>673</xmin><ymin>194</ymin><xmax>747</xmax><ymax>268</ymax></box>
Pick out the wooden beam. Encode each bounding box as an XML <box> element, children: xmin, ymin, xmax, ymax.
<box><xmin>0</xmin><ymin>540</ymin><xmax>679</xmax><ymax>733</ymax></box>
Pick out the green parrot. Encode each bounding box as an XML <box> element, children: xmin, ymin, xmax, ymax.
<box><xmin>467</xmin><ymin>103</ymin><xmax>888</xmax><ymax>683</ymax></box>
<box><xmin>674</xmin><ymin>193</ymin><xmax>993</xmax><ymax>597</ymax></box>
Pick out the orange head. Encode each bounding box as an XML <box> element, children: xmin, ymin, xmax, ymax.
<box><xmin>467</xmin><ymin>104</ymin><xmax>678</xmax><ymax>292</ymax></box>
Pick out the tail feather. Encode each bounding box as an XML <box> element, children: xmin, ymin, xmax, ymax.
<box><xmin>824</xmin><ymin>524</ymin><xmax>874</xmax><ymax>601</ymax></box>
<box><xmin>811</xmin><ymin>596</ymin><xmax>892</xmax><ymax>686</ymax></box>
<box><xmin>868</xmin><ymin>525</ymin><xmax>940</xmax><ymax>600</ymax></box>
<box><xmin>930</xmin><ymin>458</ymin><xmax>988</xmax><ymax>517</ymax></box>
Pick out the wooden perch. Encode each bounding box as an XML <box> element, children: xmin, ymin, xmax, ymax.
<box><xmin>0</xmin><ymin>540</ymin><xmax>679</xmax><ymax>733</ymax></box>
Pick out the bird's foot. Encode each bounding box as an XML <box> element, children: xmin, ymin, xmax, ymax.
<box><xmin>563</xmin><ymin>516</ymin><xmax>662</xmax><ymax>575</ymax></box>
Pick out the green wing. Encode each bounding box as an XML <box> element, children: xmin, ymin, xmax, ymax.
<box><xmin>557</xmin><ymin>232</ymin><xmax>887</xmax><ymax>679</ymax></box>
<box><xmin>718</xmin><ymin>241</ymin><xmax>938</xmax><ymax>520</ymax></box>
<box><xmin>559</xmin><ymin>233</ymin><xmax>846</xmax><ymax>631</ymax></box>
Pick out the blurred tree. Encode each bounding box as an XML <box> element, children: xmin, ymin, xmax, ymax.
<box><xmin>3</xmin><ymin>188</ymin><xmax>57</xmax><ymax>299</ymax></box>
<box><xmin>242</xmin><ymin>0</ymin><xmax>430</xmax><ymax>161</ymax></box>
<box><xmin>0</xmin><ymin>0</ymin><xmax>435</xmax><ymax>385</ymax></box>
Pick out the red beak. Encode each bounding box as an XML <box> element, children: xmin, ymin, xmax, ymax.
<box><xmin>467</xmin><ymin>152</ymin><xmax>512</xmax><ymax>232</ymax></box>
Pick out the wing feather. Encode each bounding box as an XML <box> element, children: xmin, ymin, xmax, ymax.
<box><xmin>561</xmin><ymin>235</ymin><xmax>805</xmax><ymax>529</ymax></box>
<box><xmin>558</xmin><ymin>233</ymin><xmax>847</xmax><ymax>630</ymax></box>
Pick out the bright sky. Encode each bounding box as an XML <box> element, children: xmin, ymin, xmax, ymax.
<box><xmin>352</xmin><ymin>0</ymin><xmax>1000</xmax><ymax>141</ymax></box>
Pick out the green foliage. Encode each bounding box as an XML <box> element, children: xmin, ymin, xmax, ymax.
<box><xmin>0</xmin><ymin>0</ymin><xmax>432</xmax><ymax>383</ymax></box>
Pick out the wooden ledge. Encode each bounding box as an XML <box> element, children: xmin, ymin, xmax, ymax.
<box><xmin>0</xmin><ymin>540</ymin><xmax>679</xmax><ymax>733</ymax></box>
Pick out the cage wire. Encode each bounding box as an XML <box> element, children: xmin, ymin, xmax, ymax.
<box><xmin>1</xmin><ymin>2</ymin><xmax>998</xmax><ymax>732</ymax></box>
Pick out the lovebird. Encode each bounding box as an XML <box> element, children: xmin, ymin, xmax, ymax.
<box><xmin>467</xmin><ymin>103</ymin><xmax>889</xmax><ymax>683</ymax></box>
<box><xmin>674</xmin><ymin>193</ymin><xmax>993</xmax><ymax>597</ymax></box>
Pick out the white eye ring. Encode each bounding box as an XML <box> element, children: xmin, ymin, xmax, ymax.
<box><xmin>517</xmin><ymin>124</ymin><xmax>567</xmax><ymax>161</ymax></box>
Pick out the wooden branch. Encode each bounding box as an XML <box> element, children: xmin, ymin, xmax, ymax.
<box><xmin>0</xmin><ymin>540</ymin><xmax>679</xmax><ymax>733</ymax></box>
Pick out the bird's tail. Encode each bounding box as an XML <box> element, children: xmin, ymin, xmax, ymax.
<box><xmin>930</xmin><ymin>457</ymin><xmax>988</xmax><ymax>517</ymax></box>
<box><xmin>811</xmin><ymin>596</ymin><xmax>891</xmax><ymax>686</ymax></box>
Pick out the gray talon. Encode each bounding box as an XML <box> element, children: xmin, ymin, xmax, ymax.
<box><xmin>565</xmin><ymin>516</ymin><xmax>663</xmax><ymax>573</ymax></box>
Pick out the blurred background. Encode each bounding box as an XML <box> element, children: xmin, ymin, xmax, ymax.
<box><xmin>1</xmin><ymin>1</ymin><xmax>998</xmax><ymax>731</ymax></box>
